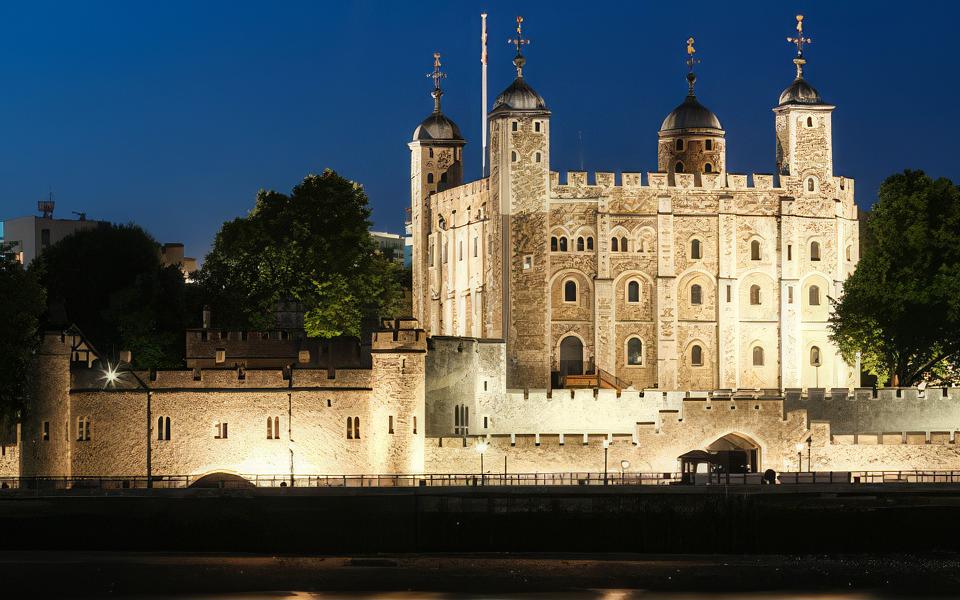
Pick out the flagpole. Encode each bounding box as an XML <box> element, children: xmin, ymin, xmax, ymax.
<box><xmin>481</xmin><ymin>12</ymin><xmax>488</xmax><ymax>178</ymax></box>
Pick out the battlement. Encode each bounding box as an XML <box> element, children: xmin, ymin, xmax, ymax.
<box><xmin>372</xmin><ymin>318</ymin><xmax>427</xmax><ymax>353</ymax></box>
<box><xmin>548</xmin><ymin>171</ymin><xmax>783</xmax><ymax>194</ymax></box>
<box><xmin>69</xmin><ymin>366</ymin><xmax>375</xmax><ymax>390</ymax></box>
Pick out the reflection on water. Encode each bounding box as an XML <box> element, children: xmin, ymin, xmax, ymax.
<box><xmin>149</xmin><ymin>592</ymin><xmax>886</xmax><ymax>600</ymax></box>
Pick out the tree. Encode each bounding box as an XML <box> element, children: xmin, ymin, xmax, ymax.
<box><xmin>0</xmin><ymin>250</ymin><xmax>46</xmax><ymax>417</ymax></box>
<box><xmin>830</xmin><ymin>170</ymin><xmax>960</xmax><ymax>386</ymax></box>
<box><xmin>33</xmin><ymin>224</ymin><xmax>190</xmax><ymax>369</ymax></box>
<box><xmin>198</xmin><ymin>169</ymin><xmax>405</xmax><ymax>337</ymax></box>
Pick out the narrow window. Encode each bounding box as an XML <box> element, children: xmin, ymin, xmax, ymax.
<box><xmin>427</xmin><ymin>173</ymin><xmax>434</xmax><ymax>184</ymax></box>
<box><xmin>559</xmin><ymin>237</ymin><xmax>568</xmax><ymax>252</ymax></box>
<box><xmin>347</xmin><ymin>417</ymin><xmax>353</xmax><ymax>439</ymax></box>
<box><xmin>726</xmin><ymin>285</ymin><xmax>731</xmax><ymax>303</ymax></box>
<box><xmin>806</xmin><ymin>116</ymin><xmax>813</xmax><ymax>127</ymax></box>
<box><xmin>473</xmin><ymin>237</ymin><xmax>478</xmax><ymax>257</ymax></box>
<box><xmin>215</xmin><ymin>349</ymin><xmax>225</xmax><ymax>364</ymax></box>
<box><xmin>620</xmin><ymin>237</ymin><xmax>628</xmax><ymax>252</ymax></box>
<box><xmin>586</xmin><ymin>237</ymin><xmax>594</xmax><ymax>250</ymax></box>
<box><xmin>845</xmin><ymin>246</ymin><xmax>851</xmax><ymax>261</ymax></box>
<box><xmin>750</xmin><ymin>284</ymin><xmax>761</xmax><ymax>305</ymax></box>
<box><xmin>41</xmin><ymin>229</ymin><xmax>50</xmax><ymax>249</ymax></box>
<box><xmin>810</xmin><ymin>241</ymin><xmax>821</xmax><ymax>261</ymax></box>
<box><xmin>577</xmin><ymin>237</ymin><xmax>584</xmax><ymax>251</ymax></box>
<box><xmin>788</xmin><ymin>286</ymin><xmax>794</xmax><ymax>304</ymax></box>
<box><xmin>458</xmin><ymin>240</ymin><xmax>463</xmax><ymax>261</ymax></box>
<box><xmin>750</xmin><ymin>240</ymin><xmax>761</xmax><ymax>261</ymax></box>
<box><xmin>753</xmin><ymin>346</ymin><xmax>764</xmax><ymax>366</ymax></box>
<box><xmin>705</xmin><ymin>139</ymin><xmax>713</xmax><ymax>150</ymax></box>
<box><xmin>354</xmin><ymin>417</ymin><xmax>361</xmax><ymax>439</ymax></box>
<box><xmin>810</xmin><ymin>346</ymin><xmax>822</xmax><ymax>367</ymax></box>
<box><xmin>691</xmin><ymin>345</ymin><xmax>703</xmax><ymax>366</ymax></box>
<box><xmin>809</xmin><ymin>285</ymin><xmax>821</xmax><ymax>306</ymax></box>
<box><xmin>42</xmin><ymin>421</ymin><xmax>49</xmax><ymax>441</ymax></box>
<box><xmin>512</xmin><ymin>121</ymin><xmax>518</xmax><ymax>132</ymax></box>
<box><xmin>551</xmin><ymin>236</ymin><xmax>558</xmax><ymax>252</ymax></box>
<box><xmin>675</xmin><ymin>139</ymin><xmax>684</xmax><ymax>151</ymax></box>
<box><xmin>429</xmin><ymin>148</ymin><xmax>434</xmax><ymax>158</ymax></box>
<box><xmin>690</xmin><ymin>239</ymin><xmax>702</xmax><ymax>260</ymax></box>
<box><xmin>442</xmin><ymin>242</ymin><xmax>448</xmax><ymax>264</ymax></box>
<box><xmin>389</xmin><ymin>415</ymin><xmax>394</xmax><ymax>434</ymax></box>
<box><xmin>787</xmin><ymin>244</ymin><xmax>793</xmax><ymax>260</ymax></box>
<box><xmin>704</xmin><ymin>163</ymin><xmax>713</xmax><ymax>174</ymax></box>
<box><xmin>627</xmin><ymin>280</ymin><xmax>640</xmax><ymax>303</ymax></box>
<box><xmin>165</xmin><ymin>417</ymin><xmax>171</xmax><ymax>441</ymax></box>
<box><xmin>267</xmin><ymin>417</ymin><xmax>274</xmax><ymax>439</ymax></box>
<box><xmin>215</xmin><ymin>422</ymin><xmax>228</xmax><ymax>439</ymax></box>
<box><xmin>535</xmin><ymin>152</ymin><xmax>541</xmax><ymax>163</ymax></box>
<box><xmin>564</xmin><ymin>280</ymin><xmax>577</xmax><ymax>302</ymax></box>
<box><xmin>807</xmin><ymin>177</ymin><xmax>815</xmax><ymax>192</ymax></box>
<box><xmin>523</xmin><ymin>255</ymin><xmax>532</xmax><ymax>270</ymax></box>
<box><xmin>627</xmin><ymin>338</ymin><xmax>643</xmax><ymax>365</ymax></box>
<box><xmin>413</xmin><ymin>416</ymin><xmax>418</xmax><ymax>435</ymax></box>
<box><xmin>690</xmin><ymin>284</ymin><xmax>702</xmax><ymax>305</ymax></box>
<box><xmin>157</xmin><ymin>417</ymin><xmax>163</xmax><ymax>441</ymax></box>
<box><xmin>675</xmin><ymin>161</ymin><xmax>684</xmax><ymax>173</ymax></box>
<box><xmin>611</xmin><ymin>237</ymin><xmax>619</xmax><ymax>252</ymax></box>
<box><xmin>484</xmin><ymin>380</ymin><xmax>488</xmax><ymax>391</ymax></box>
<box><xmin>511</xmin><ymin>151</ymin><xmax>517</xmax><ymax>163</ymax></box>
<box><xmin>534</xmin><ymin>121</ymin><xmax>541</xmax><ymax>132</ymax></box>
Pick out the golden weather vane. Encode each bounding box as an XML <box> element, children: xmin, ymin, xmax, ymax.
<box><xmin>786</xmin><ymin>14</ymin><xmax>812</xmax><ymax>78</ymax></box>
<box><xmin>426</xmin><ymin>51</ymin><xmax>446</xmax><ymax>112</ymax></box>
<box><xmin>507</xmin><ymin>16</ymin><xmax>530</xmax><ymax>77</ymax></box>
<box><xmin>685</xmin><ymin>37</ymin><xmax>701</xmax><ymax>95</ymax></box>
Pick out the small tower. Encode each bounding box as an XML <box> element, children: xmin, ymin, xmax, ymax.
<box><xmin>658</xmin><ymin>38</ymin><xmax>726</xmax><ymax>178</ymax></box>
<box><xmin>488</xmin><ymin>16</ymin><xmax>552</xmax><ymax>387</ymax></box>
<box><xmin>774</xmin><ymin>15</ymin><xmax>835</xmax><ymax>193</ymax></box>
<box><xmin>409</xmin><ymin>53</ymin><xmax>465</xmax><ymax>329</ymax></box>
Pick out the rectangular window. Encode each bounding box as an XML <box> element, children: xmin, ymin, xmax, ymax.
<box><xmin>473</xmin><ymin>237</ymin><xmax>478</xmax><ymax>257</ymax></box>
<box><xmin>483</xmin><ymin>380</ymin><xmax>488</xmax><ymax>391</ymax></box>
<box><xmin>428</xmin><ymin>241</ymin><xmax>434</xmax><ymax>266</ymax></box>
<box><xmin>787</xmin><ymin>245</ymin><xmax>793</xmax><ymax>261</ymax></box>
<box><xmin>726</xmin><ymin>285</ymin><xmax>731</xmax><ymax>303</ymax></box>
<box><xmin>523</xmin><ymin>255</ymin><xmax>532</xmax><ymax>270</ymax></box>
<box><xmin>215</xmin><ymin>422</ymin><xmax>228</xmax><ymax>439</ymax></box>
<box><xmin>215</xmin><ymin>349</ymin><xmax>226</xmax><ymax>364</ymax></box>
<box><xmin>484</xmin><ymin>416</ymin><xmax>489</xmax><ymax>429</ymax></box>
<box><xmin>458</xmin><ymin>241</ymin><xmax>462</xmax><ymax>261</ymax></box>
<box><xmin>42</xmin><ymin>421</ymin><xmax>49</xmax><ymax>441</ymax></box>
<box><xmin>389</xmin><ymin>415</ymin><xmax>394</xmax><ymax>434</ymax></box>
<box><xmin>41</xmin><ymin>228</ymin><xmax>50</xmax><ymax>249</ymax></box>
<box><xmin>511</xmin><ymin>121</ymin><xmax>518</xmax><ymax>132</ymax></box>
<box><xmin>788</xmin><ymin>286</ymin><xmax>794</xmax><ymax>304</ymax></box>
<box><xmin>413</xmin><ymin>415</ymin><xmax>417</xmax><ymax>435</ymax></box>
<box><xmin>534</xmin><ymin>121</ymin><xmax>541</xmax><ymax>132</ymax></box>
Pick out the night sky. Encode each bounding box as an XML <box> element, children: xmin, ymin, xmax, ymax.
<box><xmin>0</xmin><ymin>1</ymin><xmax>953</xmax><ymax>261</ymax></box>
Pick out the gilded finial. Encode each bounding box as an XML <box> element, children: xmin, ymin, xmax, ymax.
<box><xmin>507</xmin><ymin>16</ymin><xmax>530</xmax><ymax>77</ymax></box>
<box><xmin>426</xmin><ymin>51</ymin><xmax>446</xmax><ymax>113</ymax></box>
<box><xmin>685</xmin><ymin>37</ymin><xmax>701</xmax><ymax>96</ymax></box>
<box><xmin>786</xmin><ymin>14</ymin><xmax>812</xmax><ymax>79</ymax></box>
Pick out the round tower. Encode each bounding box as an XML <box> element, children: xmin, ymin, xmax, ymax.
<box><xmin>658</xmin><ymin>38</ymin><xmax>725</xmax><ymax>177</ymax></box>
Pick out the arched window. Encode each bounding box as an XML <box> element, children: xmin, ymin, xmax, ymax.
<box><xmin>752</xmin><ymin>346</ymin><xmax>764</xmax><ymax>366</ymax></box>
<box><xmin>346</xmin><ymin>417</ymin><xmax>353</xmax><ymax>439</ymax></box>
<box><xmin>704</xmin><ymin>163</ymin><xmax>713</xmax><ymax>174</ymax></box>
<box><xmin>675</xmin><ymin>139</ymin><xmax>684</xmax><ymax>151</ymax></box>
<box><xmin>690</xmin><ymin>284</ymin><xmax>703</xmax><ymax>305</ymax></box>
<box><xmin>564</xmin><ymin>280</ymin><xmax>577</xmax><ymax>303</ymax></box>
<box><xmin>750</xmin><ymin>284</ymin><xmax>761</xmax><ymax>305</ymax></box>
<box><xmin>806</xmin><ymin>177</ymin><xmax>815</xmax><ymax>192</ymax></box>
<box><xmin>550</xmin><ymin>237</ymin><xmax>558</xmax><ymax>252</ymax></box>
<box><xmin>165</xmin><ymin>417</ymin><xmax>171</xmax><ymax>441</ymax></box>
<box><xmin>690</xmin><ymin>239</ymin><xmax>702</xmax><ymax>260</ymax></box>
<box><xmin>810</xmin><ymin>241</ymin><xmax>821</xmax><ymax>261</ymax></box>
<box><xmin>627</xmin><ymin>338</ymin><xmax>643</xmax><ymax>365</ymax></box>
<box><xmin>354</xmin><ymin>417</ymin><xmax>360</xmax><ymax>439</ymax></box>
<box><xmin>267</xmin><ymin>417</ymin><xmax>273</xmax><ymax>439</ymax></box>
<box><xmin>809</xmin><ymin>285</ymin><xmax>821</xmax><ymax>306</ymax></box>
<box><xmin>846</xmin><ymin>246</ymin><xmax>852</xmax><ymax>261</ymax></box>
<box><xmin>535</xmin><ymin>152</ymin><xmax>542</xmax><ymax>163</ymax></box>
<box><xmin>620</xmin><ymin>237</ymin><xmax>628</xmax><ymax>252</ymax></box>
<box><xmin>428</xmin><ymin>148</ymin><xmax>434</xmax><ymax>158</ymax></box>
<box><xmin>691</xmin><ymin>345</ymin><xmax>703</xmax><ymax>366</ymax></box>
<box><xmin>611</xmin><ymin>237</ymin><xmax>619</xmax><ymax>252</ymax></box>
<box><xmin>576</xmin><ymin>237</ymin><xmax>584</xmax><ymax>251</ymax></box>
<box><xmin>427</xmin><ymin>173</ymin><xmax>434</xmax><ymax>184</ymax></box>
<box><xmin>806</xmin><ymin>116</ymin><xmax>814</xmax><ymax>127</ymax></box>
<box><xmin>586</xmin><ymin>237</ymin><xmax>594</xmax><ymax>250</ymax></box>
<box><xmin>810</xmin><ymin>346</ymin><xmax>822</xmax><ymax>367</ymax></box>
<box><xmin>157</xmin><ymin>416</ymin><xmax>170</xmax><ymax>441</ymax></box>
<box><xmin>627</xmin><ymin>281</ymin><xmax>640</xmax><ymax>304</ymax></box>
<box><xmin>751</xmin><ymin>240</ymin><xmax>761</xmax><ymax>261</ymax></box>
<box><xmin>157</xmin><ymin>417</ymin><xmax>163</xmax><ymax>440</ymax></box>
<box><xmin>511</xmin><ymin>151</ymin><xmax>517</xmax><ymax>162</ymax></box>
<box><xmin>559</xmin><ymin>237</ymin><xmax>568</xmax><ymax>252</ymax></box>
<box><xmin>675</xmin><ymin>161</ymin><xmax>685</xmax><ymax>173</ymax></box>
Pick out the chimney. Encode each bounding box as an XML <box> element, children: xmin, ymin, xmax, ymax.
<box><xmin>202</xmin><ymin>305</ymin><xmax>211</xmax><ymax>329</ymax></box>
<box><xmin>119</xmin><ymin>350</ymin><xmax>132</xmax><ymax>364</ymax></box>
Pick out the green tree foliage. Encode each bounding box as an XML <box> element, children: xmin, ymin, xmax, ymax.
<box><xmin>830</xmin><ymin>170</ymin><xmax>960</xmax><ymax>386</ymax></box>
<box><xmin>0</xmin><ymin>250</ymin><xmax>46</xmax><ymax>417</ymax></box>
<box><xmin>34</xmin><ymin>224</ymin><xmax>189</xmax><ymax>369</ymax></box>
<box><xmin>198</xmin><ymin>169</ymin><xmax>405</xmax><ymax>337</ymax></box>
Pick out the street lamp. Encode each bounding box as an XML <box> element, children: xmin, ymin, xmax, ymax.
<box><xmin>102</xmin><ymin>360</ymin><xmax>153</xmax><ymax>488</ymax></box>
<box><xmin>620</xmin><ymin>459</ymin><xmax>630</xmax><ymax>485</ymax></box>
<box><xmin>807</xmin><ymin>436</ymin><xmax>812</xmax><ymax>473</ymax></box>
<box><xmin>795</xmin><ymin>442</ymin><xmax>805</xmax><ymax>472</ymax></box>
<box><xmin>603</xmin><ymin>440</ymin><xmax>610</xmax><ymax>485</ymax></box>
<box><xmin>476</xmin><ymin>440</ymin><xmax>489</xmax><ymax>485</ymax></box>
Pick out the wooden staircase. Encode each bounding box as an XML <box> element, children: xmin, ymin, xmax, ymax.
<box><xmin>561</xmin><ymin>368</ymin><xmax>629</xmax><ymax>391</ymax></box>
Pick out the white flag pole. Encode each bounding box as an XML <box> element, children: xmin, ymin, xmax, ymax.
<box><xmin>481</xmin><ymin>12</ymin><xmax>488</xmax><ymax>178</ymax></box>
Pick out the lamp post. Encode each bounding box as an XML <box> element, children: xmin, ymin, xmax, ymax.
<box><xmin>620</xmin><ymin>459</ymin><xmax>630</xmax><ymax>485</ymax></box>
<box><xmin>103</xmin><ymin>361</ymin><xmax>152</xmax><ymax>489</ymax></box>
<box><xmin>603</xmin><ymin>440</ymin><xmax>610</xmax><ymax>485</ymax></box>
<box><xmin>476</xmin><ymin>440</ymin><xmax>488</xmax><ymax>485</ymax></box>
<box><xmin>807</xmin><ymin>436</ymin><xmax>812</xmax><ymax>473</ymax></box>
<box><xmin>795</xmin><ymin>442</ymin><xmax>804</xmax><ymax>473</ymax></box>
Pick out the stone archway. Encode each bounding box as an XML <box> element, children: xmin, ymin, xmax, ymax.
<box><xmin>706</xmin><ymin>433</ymin><xmax>761</xmax><ymax>474</ymax></box>
<box><xmin>189</xmin><ymin>472</ymin><xmax>256</xmax><ymax>489</ymax></box>
<box><xmin>559</xmin><ymin>335</ymin><xmax>584</xmax><ymax>376</ymax></box>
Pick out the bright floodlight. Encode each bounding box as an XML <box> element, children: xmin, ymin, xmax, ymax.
<box><xmin>476</xmin><ymin>441</ymin><xmax>489</xmax><ymax>454</ymax></box>
<box><xmin>620</xmin><ymin>460</ymin><xmax>630</xmax><ymax>470</ymax></box>
<box><xmin>102</xmin><ymin>363</ymin><xmax>121</xmax><ymax>386</ymax></box>
<box><xmin>795</xmin><ymin>442</ymin><xmax>805</xmax><ymax>453</ymax></box>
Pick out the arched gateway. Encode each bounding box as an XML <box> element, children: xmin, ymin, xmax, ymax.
<box><xmin>679</xmin><ymin>432</ymin><xmax>761</xmax><ymax>476</ymax></box>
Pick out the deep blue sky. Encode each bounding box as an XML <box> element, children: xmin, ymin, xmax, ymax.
<box><xmin>0</xmin><ymin>1</ymin><xmax>954</xmax><ymax>260</ymax></box>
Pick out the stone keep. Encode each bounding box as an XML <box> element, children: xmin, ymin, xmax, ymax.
<box><xmin>410</xmin><ymin>23</ymin><xmax>859</xmax><ymax>392</ymax></box>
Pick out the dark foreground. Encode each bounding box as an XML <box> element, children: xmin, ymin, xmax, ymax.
<box><xmin>1</xmin><ymin>552</ymin><xmax>960</xmax><ymax>597</ymax></box>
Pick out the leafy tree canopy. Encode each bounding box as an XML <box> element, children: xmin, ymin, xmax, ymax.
<box><xmin>0</xmin><ymin>249</ymin><xmax>46</xmax><ymax>417</ymax></box>
<box><xmin>33</xmin><ymin>224</ymin><xmax>190</xmax><ymax>369</ymax></box>
<box><xmin>830</xmin><ymin>170</ymin><xmax>960</xmax><ymax>386</ymax></box>
<box><xmin>198</xmin><ymin>169</ymin><xmax>405</xmax><ymax>337</ymax></box>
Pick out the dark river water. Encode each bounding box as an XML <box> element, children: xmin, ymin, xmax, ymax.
<box><xmin>127</xmin><ymin>594</ymin><xmax>938</xmax><ymax>600</ymax></box>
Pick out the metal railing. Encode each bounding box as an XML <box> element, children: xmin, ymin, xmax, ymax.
<box><xmin>2</xmin><ymin>470</ymin><xmax>960</xmax><ymax>491</ymax></box>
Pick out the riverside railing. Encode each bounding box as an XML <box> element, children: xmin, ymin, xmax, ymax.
<box><xmin>3</xmin><ymin>470</ymin><xmax>960</xmax><ymax>491</ymax></box>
